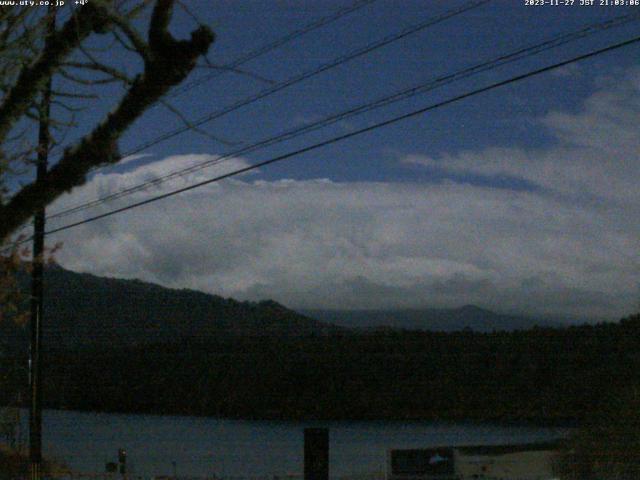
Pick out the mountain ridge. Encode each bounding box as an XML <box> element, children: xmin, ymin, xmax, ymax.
<box><xmin>3</xmin><ymin>265</ymin><xmax>563</xmax><ymax>355</ymax></box>
<box><xmin>303</xmin><ymin>304</ymin><xmax>562</xmax><ymax>332</ymax></box>
<box><xmin>2</xmin><ymin>265</ymin><xmax>342</xmax><ymax>352</ymax></box>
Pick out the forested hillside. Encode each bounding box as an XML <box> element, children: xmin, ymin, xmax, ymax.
<box><xmin>0</xmin><ymin>265</ymin><xmax>341</xmax><ymax>354</ymax></box>
<box><xmin>3</xmin><ymin>314</ymin><xmax>636</xmax><ymax>424</ymax></box>
<box><xmin>2</xmin><ymin>266</ymin><xmax>638</xmax><ymax>424</ymax></box>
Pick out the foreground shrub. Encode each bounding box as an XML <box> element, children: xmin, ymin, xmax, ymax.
<box><xmin>559</xmin><ymin>387</ymin><xmax>640</xmax><ymax>480</ymax></box>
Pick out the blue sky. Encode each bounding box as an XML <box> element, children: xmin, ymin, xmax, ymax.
<box><xmin>108</xmin><ymin>0</ymin><xmax>639</xmax><ymax>179</ymax></box>
<box><xmin>30</xmin><ymin>0</ymin><xmax>640</xmax><ymax>320</ymax></box>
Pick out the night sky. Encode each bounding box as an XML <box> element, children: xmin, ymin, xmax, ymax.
<box><xmin>33</xmin><ymin>0</ymin><xmax>640</xmax><ymax>319</ymax></box>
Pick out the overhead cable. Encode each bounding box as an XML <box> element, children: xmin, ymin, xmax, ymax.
<box><xmin>37</xmin><ymin>34</ymin><xmax>640</xmax><ymax>239</ymax></box>
<box><xmin>46</xmin><ymin>11</ymin><xmax>640</xmax><ymax>222</ymax></box>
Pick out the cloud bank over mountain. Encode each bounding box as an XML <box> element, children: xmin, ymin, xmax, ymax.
<box><xmin>49</xmin><ymin>67</ymin><xmax>640</xmax><ymax>320</ymax></box>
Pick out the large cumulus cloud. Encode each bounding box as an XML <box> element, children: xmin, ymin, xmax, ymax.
<box><xmin>47</xmin><ymin>69</ymin><xmax>640</xmax><ymax>320</ymax></box>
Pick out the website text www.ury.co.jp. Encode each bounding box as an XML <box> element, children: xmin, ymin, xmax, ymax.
<box><xmin>0</xmin><ymin>0</ymin><xmax>65</xmax><ymax>7</ymax></box>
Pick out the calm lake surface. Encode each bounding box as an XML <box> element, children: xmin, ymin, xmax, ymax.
<box><xmin>33</xmin><ymin>409</ymin><xmax>566</xmax><ymax>477</ymax></box>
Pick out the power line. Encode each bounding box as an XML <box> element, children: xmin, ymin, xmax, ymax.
<box><xmin>169</xmin><ymin>0</ymin><xmax>379</xmax><ymax>99</ymax></box>
<box><xmin>114</xmin><ymin>0</ymin><xmax>492</xmax><ymax>157</ymax></box>
<box><xmin>38</xmin><ymin>34</ymin><xmax>640</xmax><ymax>239</ymax></box>
<box><xmin>46</xmin><ymin>11</ymin><xmax>640</xmax><ymax>222</ymax></box>
<box><xmin>44</xmin><ymin>0</ymin><xmax>378</xmax><ymax>160</ymax></box>
<box><xmin>44</xmin><ymin>0</ymin><xmax>492</xmax><ymax>221</ymax></box>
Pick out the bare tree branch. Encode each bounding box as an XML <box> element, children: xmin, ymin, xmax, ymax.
<box><xmin>159</xmin><ymin>98</ymin><xmax>239</xmax><ymax>147</ymax></box>
<box><xmin>62</xmin><ymin>61</ymin><xmax>133</xmax><ymax>85</ymax></box>
<box><xmin>58</xmin><ymin>67</ymin><xmax>117</xmax><ymax>86</ymax></box>
<box><xmin>0</xmin><ymin>0</ymin><xmax>214</xmax><ymax>243</ymax></box>
<box><xmin>0</xmin><ymin>2</ymin><xmax>114</xmax><ymax>143</ymax></box>
<box><xmin>51</xmin><ymin>90</ymin><xmax>99</xmax><ymax>99</ymax></box>
<box><xmin>104</xmin><ymin>6</ymin><xmax>151</xmax><ymax>60</ymax></box>
<box><xmin>111</xmin><ymin>29</ymin><xmax>140</xmax><ymax>55</ymax></box>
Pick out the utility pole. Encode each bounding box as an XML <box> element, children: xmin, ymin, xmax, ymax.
<box><xmin>304</xmin><ymin>428</ymin><xmax>329</xmax><ymax>480</ymax></box>
<box><xmin>29</xmin><ymin>6</ymin><xmax>55</xmax><ymax>480</ymax></box>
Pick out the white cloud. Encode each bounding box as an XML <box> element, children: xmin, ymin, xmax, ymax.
<box><xmin>116</xmin><ymin>153</ymin><xmax>153</xmax><ymax>166</ymax></box>
<box><xmin>46</xmin><ymin>69</ymin><xmax>640</xmax><ymax>321</ymax></box>
<box><xmin>404</xmin><ymin>67</ymin><xmax>640</xmax><ymax>207</ymax></box>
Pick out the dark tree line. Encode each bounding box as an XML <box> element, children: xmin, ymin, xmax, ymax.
<box><xmin>3</xmin><ymin>314</ymin><xmax>638</xmax><ymax>425</ymax></box>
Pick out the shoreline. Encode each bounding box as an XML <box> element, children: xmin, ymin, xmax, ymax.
<box><xmin>6</xmin><ymin>404</ymin><xmax>576</xmax><ymax>430</ymax></box>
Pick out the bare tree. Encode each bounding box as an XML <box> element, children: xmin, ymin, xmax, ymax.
<box><xmin>0</xmin><ymin>0</ymin><xmax>215</xmax><ymax>244</ymax></box>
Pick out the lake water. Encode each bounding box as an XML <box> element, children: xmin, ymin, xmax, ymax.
<box><xmin>28</xmin><ymin>409</ymin><xmax>566</xmax><ymax>477</ymax></box>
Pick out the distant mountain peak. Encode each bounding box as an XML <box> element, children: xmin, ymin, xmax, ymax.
<box><xmin>304</xmin><ymin>304</ymin><xmax>561</xmax><ymax>333</ymax></box>
<box><xmin>458</xmin><ymin>304</ymin><xmax>488</xmax><ymax>313</ymax></box>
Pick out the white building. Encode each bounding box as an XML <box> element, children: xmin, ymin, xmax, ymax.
<box><xmin>387</xmin><ymin>442</ymin><xmax>561</xmax><ymax>480</ymax></box>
